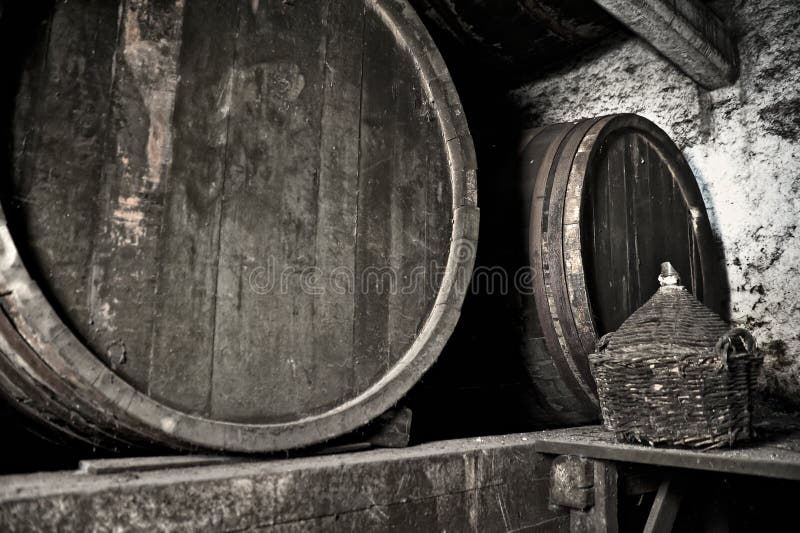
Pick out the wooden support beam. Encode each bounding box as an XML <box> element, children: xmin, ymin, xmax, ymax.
<box><xmin>550</xmin><ymin>455</ymin><xmax>595</xmax><ymax>510</ymax></box>
<box><xmin>644</xmin><ymin>478</ymin><xmax>683</xmax><ymax>533</ymax></box>
<box><xmin>549</xmin><ymin>456</ymin><xmax>619</xmax><ymax>533</ymax></box>
<box><xmin>0</xmin><ymin>434</ymin><xmax>569</xmax><ymax>532</ymax></box>
<box><xmin>571</xmin><ymin>461</ymin><xmax>619</xmax><ymax>533</ymax></box>
<box><xmin>77</xmin><ymin>455</ymin><xmax>241</xmax><ymax>475</ymax></box>
<box><xmin>592</xmin><ymin>0</ymin><xmax>738</xmax><ymax>89</ymax></box>
<box><xmin>530</xmin><ymin>425</ymin><xmax>800</xmax><ymax>481</ymax></box>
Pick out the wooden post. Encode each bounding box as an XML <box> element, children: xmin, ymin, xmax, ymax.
<box><xmin>550</xmin><ymin>456</ymin><xmax>619</xmax><ymax>533</ymax></box>
<box><xmin>592</xmin><ymin>0</ymin><xmax>738</xmax><ymax>89</ymax></box>
<box><xmin>643</xmin><ymin>478</ymin><xmax>683</xmax><ymax>533</ymax></box>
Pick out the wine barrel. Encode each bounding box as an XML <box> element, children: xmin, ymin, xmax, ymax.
<box><xmin>517</xmin><ymin>114</ymin><xmax>728</xmax><ymax>424</ymax></box>
<box><xmin>0</xmin><ymin>0</ymin><xmax>477</xmax><ymax>452</ymax></box>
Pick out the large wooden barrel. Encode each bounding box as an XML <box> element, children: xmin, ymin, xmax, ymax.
<box><xmin>517</xmin><ymin>114</ymin><xmax>728</xmax><ymax>424</ymax></box>
<box><xmin>0</xmin><ymin>0</ymin><xmax>477</xmax><ymax>452</ymax></box>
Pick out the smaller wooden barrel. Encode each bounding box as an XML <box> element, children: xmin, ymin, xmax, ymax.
<box><xmin>0</xmin><ymin>0</ymin><xmax>477</xmax><ymax>453</ymax></box>
<box><xmin>518</xmin><ymin>114</ymin><xmax>729</xmax><ymax>424</ymax></box>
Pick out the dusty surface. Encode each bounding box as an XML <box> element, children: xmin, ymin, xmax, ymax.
<box><xmin>0</xmin><ymin>434</ymin><xmax>566</xmax><ymax>532</ymax></box>
<box><xmin>511</xmin><ymin>0</ymin><xmax>800</xmax><ymax>408</ymax></box>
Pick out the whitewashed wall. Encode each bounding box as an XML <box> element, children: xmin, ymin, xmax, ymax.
<box><xmin>511</xmin><ymin>0</ymin><xmax>800</xmax><ymax>407</ymax></box>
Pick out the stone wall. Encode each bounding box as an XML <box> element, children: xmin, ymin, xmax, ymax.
<box><xmin>510</xmin><ymin>0</ymin><xmax>800</xmax><ymax>408</ymax></box>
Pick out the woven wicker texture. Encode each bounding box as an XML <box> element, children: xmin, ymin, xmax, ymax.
<box><xmin>590</xmin><ymin>265</ymin><xmax>762</xmax><ymax>449</ymax></box>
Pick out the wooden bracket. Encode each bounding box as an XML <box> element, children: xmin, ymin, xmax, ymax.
<box><xmin>550</xmin><ymin>455</ymin><xmax>595</xmax><ymax>510</ymax></box>
<box><xmin>644</xmin><ymin>477</ymin><xmax>683</xmax><ymax>533</ymax></box>
<box><xmin>550</xmin><ymin>455</ymin><xmax>619</xmax><ymax>533</ymax></box>
<box><xmin>592</xmin><ymin>0</ymin><xmax>738</xmax><ymax>89</ymax></box>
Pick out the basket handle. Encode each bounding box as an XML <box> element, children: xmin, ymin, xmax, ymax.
<box><xmin>715</xmin><ymin>328</ymin><xmax>756</xmax><ymax>367</ymax></box>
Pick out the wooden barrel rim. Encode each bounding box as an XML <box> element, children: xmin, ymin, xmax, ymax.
<box><xmin>541</xmin><ymin>117</ymin><xmax>604</xmax><ymax>401</ymax></box>
<box><xmin>567</xmin><ymin>115</ymin><xmax>721</xmax><ymax>351</ymax></box>
<box><xmin>0</xmin><ymin>0</ymin><xmax>478</xmax><ymax>452</ymax></box>
<box><xmin>523</xmin><ymin>120</ymin><xmax>595</xmax><ymax>416</ymax></box>
<box><xmin>526</xmin><ymin>114</ymin><xmax>721</xmax><ymax>410</ymax></box>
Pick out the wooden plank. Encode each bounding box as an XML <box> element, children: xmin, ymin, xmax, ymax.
<box><xmin>3</xmin><ymin>2</ymin><xmax>52</xmax><ymax>217</ymax></box>
<box><xmin>5</xmin><ymin>1</ymin><xmax>119</xmax><ymax>370</ymax></box>
<box><xmin>606</xmin><ymin>133</ymin><xmax>630</xmax><ymax>332</ymax></box>
<box><xmin>0</xmin><ymin>434</ymin><xmax>568</xmax><ymax>532</ymax></box>
<box><xmin>592</xmin><ymin>0</ymin><xmax>738</xmax><ymax>89</ymax></box>
<box><xmin>550</xmin><ymin>455</ymin><xmax>594</xmax><ymax>510</ymax></box>
<box><xmin>352</xmin><ymin>7</ymin><xmax>397</xmax><ymax>393</ymax></box>
<box><xmin>306</xmin><ymin>0</ymin><xmax>365</xmax><ymax>412</ymax></box>
<box><xmin>632</xmin><ymin>134</ymin><xmax>657</xmax><ymax>308</ymax></box>
<box><xmin>646</xmin><ymin>140</ymin><xmax>668</xmax><ymax>295</ymax></box>
<box><xmin>529</xmin><ymin>425</ymin><xmax>800</xmax><ymax>481</ymax></box>
<box><xmin>590</xmin><ymin>134</ymin><xmax>612</xmax><ymax>334</ymax></box>
<box><xmin>668</xmin><ymin>158</ymin><xmax>693</xmax><ymax>295</ymax></box>
<box><xmin>78</xmin><ymin>455</ymin><xmax>240</xmax><ymax>475</ymax></box>
<box><xmin>210</xmin><ymin>0</ymin><xmax>328</xmax><ymax>421</ymax></box>
<box><xmin>623</xmin><ymin>133</ymin><xmax>641</xmax><ymax>312</ymax></box>
<box><xmin>88</xmin><ymin>0</ymin><xmax>185</xmax><ymax>391</ymax></box>
<box><xmin>643</xmin><ymin>479</ymin><xmax>683</xmax><ymax>533</ymax></box>
<box><xmin>147</xmin><ymin>0</ymin><xmax>238</xmax><ymax>412</ymax></box>
<box><xmin>570</xmin><ymin>461</ymin><xmax>618</xmax><ymax>533</ymax></box>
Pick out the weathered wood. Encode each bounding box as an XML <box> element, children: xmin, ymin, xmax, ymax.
<box><xmin>88</xmin><ymin>0</ymin><xmax>186</xmax><ymax>396</ymax></box>
<box><xmin>78</xmin><ymin>455</ymin><xmax>240</xmax><ymax>475</ymax></box>
<box><xmin>0</xmin><ymin>434</ymin><xmax>567</xmax><ymax>532</ymax></box>
<box><xmin>362</xmin><ymin>406</ymin><xmax>413</xmax><ymax>449</ymax></box>
<box><xmin>569</xmin><ymin>461</ymin><xmax>618</xmax><ymax>533</ymax></box>
<box><xmin>516</xmin><ymin>114</ymin><xmax>728</xmax><ymax>426</ymax></box>
<box><xmin>0</xmin><ymin>0</ymin><xmax>477</xmax><ymax>452</ymax></box>
<box><xmin>147</xmin><ymin>0</ymin><xmax>238</xmax><ymax>414</ymax></box>
<box><xmin>309</xmin><ymin>0</ymin><xmax>366</xmax><ymax>415</ymax></box>
<box><xmin>550</xmin><ymin>455</ymin><xmax>595</xmax><ymax>510</ymax></box>
<box><xmin>592</xmin><ymin>0</ymin><xmax>738</xmax><ymax>89</ymax></box>
<box><xmin>643</xmin><ymin>478</ymin><xmax>683</xmax><ymax>533</ymax></box>
<box><xmin>526</xmin><ymin>123</ymin><xmax>599</xmax><ymax>424</ymax></box>
<box><xmin>528</xmin><ymin>423</ymin><xmax>800</xmax><ymax>481</ymax></box>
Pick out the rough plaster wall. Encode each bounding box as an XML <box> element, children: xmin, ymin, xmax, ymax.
<box><xmin>510</xmin><ymin>0</ymin><xmax>800</xmax><ymax>408</ymax></box>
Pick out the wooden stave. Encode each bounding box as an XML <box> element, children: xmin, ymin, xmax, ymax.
<box><xmin>521</xmin><ymin>114</ymin><xmax>727</xmax><ymax>425</ymax></box>
<box><xmin>0</xmin><ymin>0</ymin><xmax>478</xmax><ymax>453</ymax></box>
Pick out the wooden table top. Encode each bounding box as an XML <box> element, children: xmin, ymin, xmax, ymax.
<box><xmin>527</xmin><ymin>419</ymin><xmax>800</xmax><ymax>481</ymax></box>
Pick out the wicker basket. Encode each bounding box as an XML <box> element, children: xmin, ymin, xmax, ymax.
<box><xmin>589</xmin><ymin>262</ymin><xmax>762</xmax><ymax>449</ymax></box>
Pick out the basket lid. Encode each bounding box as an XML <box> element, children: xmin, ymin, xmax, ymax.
<box><xmin>602</xmin><ymin>262</ymin><xmax>729</xmax><ymax>352</ymax></box>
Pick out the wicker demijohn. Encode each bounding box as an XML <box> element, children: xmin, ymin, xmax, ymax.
<box><xmin>589</xmin><ymin>262</ymin><xmax>762</xmax><ymax>449</ymax></box>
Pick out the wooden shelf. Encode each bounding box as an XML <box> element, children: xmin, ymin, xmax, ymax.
<box><xmin>3</xmin><ymin>420</ymin><xmax>799</xmax><ymax>530</ymax></box>
<box><xmin>527</xmin><ymin>419</ymin><xmax>800</xmax><ymax>481</ymax></box>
